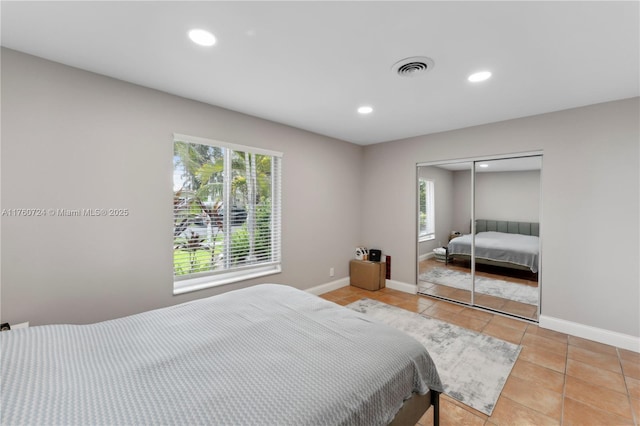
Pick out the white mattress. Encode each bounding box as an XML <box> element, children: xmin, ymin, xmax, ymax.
<box><xmin>448</xmin><ymin>231</ymin><xmax>539</xmax><ymax>272</ymax></box>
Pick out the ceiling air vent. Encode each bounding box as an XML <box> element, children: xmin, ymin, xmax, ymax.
<box><xmin>391</xmin><ymin>56</ymin><xmax>435</xmax><ymax>77</ymax></box>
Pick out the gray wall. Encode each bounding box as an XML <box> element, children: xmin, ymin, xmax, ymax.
<box><xmin>361</xmin><ymin>97</ymin><xmax>639</xmax><ymax>338</ymax></box>
<box><xmin>452</xmin><ymin>169</ymin><xmax>472</xmax><ymax>233</ymax></box>
<box><xmin>475</xmin><ymin>170</ymin><xmax>541</xmax><ymax>222</ymax></box>
<box><xmin>1</xmin><ymin>48</ymin><xmax>363</xmax><ymax>325</ymax></box>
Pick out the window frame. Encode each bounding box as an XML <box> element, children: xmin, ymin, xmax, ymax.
<box><xmin>418</xmin><ymin>178</ymin><xmax>435</xmax><ymax>242</ymax></box>
<box><xmin>172</xmin><ymin>133</ymin><xmax>282</xmax><ymax>295</ymax></box>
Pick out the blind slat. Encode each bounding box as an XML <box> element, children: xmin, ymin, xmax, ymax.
<box><xmin>173</xmin><ymin>138</ymin><xmax>282</xmax><ymax>284</ymax></box>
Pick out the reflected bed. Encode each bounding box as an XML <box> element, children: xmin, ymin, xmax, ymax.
<box><xmin>448</xmin><ymin>220</ymin><xmax>540</xmax><ymax>273</ymax></box>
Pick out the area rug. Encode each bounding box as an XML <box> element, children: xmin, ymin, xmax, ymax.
<box><xmin>347</xmin><ymin>298</ymin><xmax>521</xmax><ymax>415</ymax></box>
<box><xmin>419</xmin><ymin>267</ymin><xmax>538</xmax><ymax>305</ymax></box>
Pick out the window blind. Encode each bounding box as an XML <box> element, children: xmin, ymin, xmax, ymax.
<box><xmin>172</xmin><ymin>134</ymin><xmax>282</xmax><ymax>293</ymax></box>
<box><xmin>419</xmin><ymin>179</ymin><xmax>435</xmax><ymax>240</ymax></box>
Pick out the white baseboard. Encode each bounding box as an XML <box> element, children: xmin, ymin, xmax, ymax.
<box><xmin>418</xmin><ymin>252</ymin><xmax>434</xmax><ymax>262</ymax></box>
<box><xmin>306</xmin><ymin>278</ymin><xmax>350</xmax><ymax>295</ymax></box>
<box><xmin>305</xmin><ymin>278</ymin><xmax>417</xmax><ymax>296</ymax></box>
<box><xmin>385</xmin><ymin>280</ymin><xmax>417</xmax><ymax>294</ymax></box>
<box><xmin>308</xmin><ymin>278</ymin><xmax>640</xmax><ymax>353</ymax></box>
<box><xmin>539</xmin><ymin>315</ymin><xmax>640</xmax><ymax>353</ymax></box>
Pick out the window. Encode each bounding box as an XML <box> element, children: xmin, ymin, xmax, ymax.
<box><xmin>172</xmin><ymin>134</ymin><xmax>282</xmax><ymax>294</ymax></box>
<box><xmin>418</xmin><ymin>178</ymin><xmax>435</xmax><ymax>241</ymax></box>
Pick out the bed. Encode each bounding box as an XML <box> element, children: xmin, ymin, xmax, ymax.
<box><xmin>448</xmin><ymin>219</ymin><xmax>539</xmax><ymax>273</ymax></box>
<box><xmin>1</xmin><ymin>284</ymin><xmax>442</xmax><ymax>426</ymax></box>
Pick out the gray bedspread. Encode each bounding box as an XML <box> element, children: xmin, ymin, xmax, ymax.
<box><xmin>1</xmin><ymin>284</ymin><xmax>442</xmax><ymax>426</ymax></box>
<box><xmin>448</xmin><ymin>231</ymin><xmax>539</xmax><ymax>273</ymax></box>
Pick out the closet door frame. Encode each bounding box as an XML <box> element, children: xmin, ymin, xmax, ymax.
<box><xmin>416</xmin><ymin>150</ymin><xmax>543</xmax><ymax>322</ymax></box>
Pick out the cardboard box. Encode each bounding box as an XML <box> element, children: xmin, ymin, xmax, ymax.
<box><xmin>350</xmin><ymin>260</ymin><xmax>386</xmax><ymax>291</ymax></box>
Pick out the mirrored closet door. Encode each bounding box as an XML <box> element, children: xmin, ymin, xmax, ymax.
<box><xmin>417</xmin><ymin>154</ymin><xmax>542</xmax><ymax>321</ymax></box>
<box><xmin>471</xmin><ymin>156</ymin><xmax>541</xmax><ymax>320</ymax></box>
<box><xmin>417</xmin><ymin>161</ymin><xmax>473</xmax><ymax>306</ymax></box>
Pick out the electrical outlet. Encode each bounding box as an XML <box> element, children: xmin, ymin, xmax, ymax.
<box><xmin>329</xmin><ymin>267</ymin><xmax>335</xmax><ymax>277</ymax></box>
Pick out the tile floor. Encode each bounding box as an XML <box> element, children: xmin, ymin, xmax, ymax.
<box><xmin>319</xmin><ymin>286</ymin><xmax>640</xmax><ymax>426</ymax></box>
<box><xmin>419</xmin><ymin>258</ymin><xmax>539</xmax><ymax>321</ymax></box>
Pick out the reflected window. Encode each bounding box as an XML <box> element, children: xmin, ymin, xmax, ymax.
<box><xmin>418</xmin><ymin>178</ymin><xmax>435</xmax><ymax>241</ymax></box>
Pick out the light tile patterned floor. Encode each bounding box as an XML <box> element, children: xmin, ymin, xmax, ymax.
<box><xmin>319</xmin><ymin>286</ymin><xmax>639</xmax><ymax>426</ymax></box>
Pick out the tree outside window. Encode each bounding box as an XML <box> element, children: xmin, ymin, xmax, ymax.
<box><xmin>173</xmin><ymin>135</ymin><xmax>281</xmax><ymax>292</ymax></box>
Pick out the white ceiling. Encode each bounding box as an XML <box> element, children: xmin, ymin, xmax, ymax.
<box><xmin>1</xmin><ymin>1</ymin><xmax>638</xmax><ymax>145</ymax></box>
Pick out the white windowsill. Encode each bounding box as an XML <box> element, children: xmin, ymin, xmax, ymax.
<box><xmin>173</xmin><ymin>264</ymin><xmax>282</xmax><ymax>295</ymax></box>
<box><xmin>418</xmin><ymin>235</ymin><xmax>435</xmax><ymax>243</ymax></box>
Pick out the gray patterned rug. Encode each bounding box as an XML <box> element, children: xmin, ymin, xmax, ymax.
<box><xmin>419</xmin><ymin>267</ymin><xmax>538</xmax><ymax>305</ymax></box>
<box><xmin>347</xmin><ymin>298</ymin><xmax>521</xmax><ymax>415</ymax></box>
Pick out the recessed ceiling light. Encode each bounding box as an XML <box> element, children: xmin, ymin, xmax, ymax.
<box><xmin>468</xmin><ymin>71</ymin><xmax>492</xmax><ymax>82</ymax></box>
<box><xmin>479</xmin><ymin>163</ymin><xmax>489</xmax><ymax>168</ymax></box>
<box><xmin>188</xmin><ymin>29</ymin><xmax>216</xmax><ymax>47</ymax></box>
<box><xmin>357</xmin><ymin>106</ymin><xmax>373</xmax><ymax>114</ymax></box>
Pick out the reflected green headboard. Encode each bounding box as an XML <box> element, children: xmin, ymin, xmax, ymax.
<box><xmin>475</xmin><ymin>219</ymin><xmax>539</xmax><ymax>236</ymax></box>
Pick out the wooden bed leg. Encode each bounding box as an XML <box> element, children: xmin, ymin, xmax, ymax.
<box><xmin>431</xmin><ymin>391</ymin><xmax>440</xmax><ymax>426</ymax></box>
